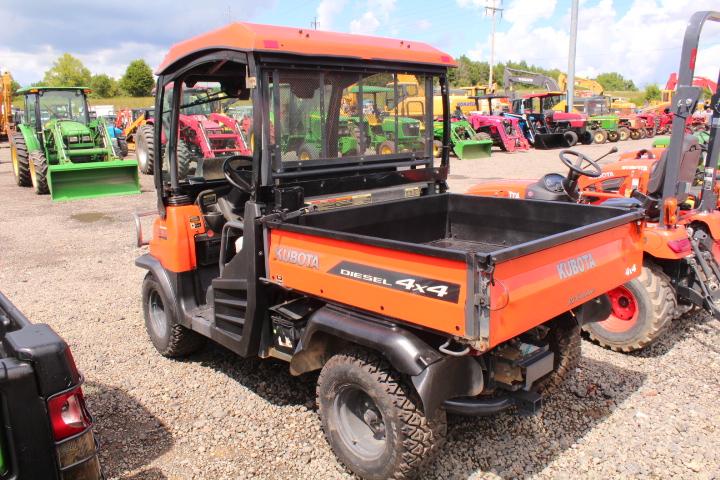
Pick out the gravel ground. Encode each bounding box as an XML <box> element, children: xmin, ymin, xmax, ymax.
<box><xmin>0</xmin><ymin>139</ymin><xmax>718</xmax><ymax>480</ymax></box>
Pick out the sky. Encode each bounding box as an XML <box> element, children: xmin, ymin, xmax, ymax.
<box><xmin>0</xmin><ymin>0</ymin><xmax>718</xmax><ymax>88</ymax></box>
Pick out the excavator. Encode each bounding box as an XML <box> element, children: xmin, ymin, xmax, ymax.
<box><xmin>0</xmin><ymin>71</ymin><xmax>13</xmax><ymax>140</ymax></box>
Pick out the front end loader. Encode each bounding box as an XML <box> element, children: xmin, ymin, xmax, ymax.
<box><xmin>10</xmin><ymin>87</ymin><xmax>139</xmax><ymax>201</ymax></box>
<box><xmin>433</xmin><ymin>119</ymin><xmax>492</xmax><ymax>159</ymax></box>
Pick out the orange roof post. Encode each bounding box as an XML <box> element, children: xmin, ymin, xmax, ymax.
<box><xmin>157</xmin><ymin>23</ymin><xmax>456</xmax><ymax>73</ymax></box>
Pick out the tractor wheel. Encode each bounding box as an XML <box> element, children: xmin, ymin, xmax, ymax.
<box><xmin>10</xmin><ymin>133</ymin><xmax>31</xmax><ymax>187</ymax></box>
<box><xmin>117</xmin><ymin>135</ymin><xmax>129</xmax><ymax>157</ymax></box>
<box><xmin>583</xmin><ymin>262</ymin><xmax>675</xmax><ymax>352</ymax></box>
<box><xmin>317</xmin><ymin>348</ymin><xmax>446</xmax><ymax>480</ymax></box>
<box><xmin>580</xmin><ymin>131</ymin><xmax>594</xmax><ymax>145</ymax></box>
<box><xmin>534</xmin><ymin>314</ymin><xmax>581</xmax><ymax>395</ymax></box>
<box><xmin>607</xmin><ymin>130</ymin><xmax>620</xmax><ymax>142</ymax></box>
<box><xmin>377</xmin><ymin>140</ymin><xmax>396</xmax><ymax>155</ymax></box>
<box><xmin>432</xmin><ymin>140</ymin><xmax>443</xmax><ymax>158</ymax></box>
<box><xmin>618</xmin><ymin>127</ymin><xmax>631</xmax><ymax>142</ymax></box>
<box><xmin>591</xmin><ymin>129</ymin><xmax>608</xmax><ymax>144</ymax></box>
<box><xmin>629</xmin><ymin>129</ymin><xmax>642</xmax><ymax>140</ymax></box>
<box><xmin>475</xmin><ymin>132</ymin><xmax>492</xmax><ymax>142</ymax></box>
<box><xmin>136</xmin><ymin>124</ymin><xmax>155</xmax><ymax>174</ymax></box>
<box><xmin>176</xmin><ymin>141</ymin><xmax>192</xmax><ymax>179</ymax></box>
<box><xmin>646</xmin><ymin>128</ymin><xmax>655</xmax><ymax>138</ymax></box>
<box><xmin>638</xmin><ymin>128</ymin><xmax>647</xmax><ymax>139</ymax></box>
<box><xmin>563</xmin><ymin>130</ymin><xmax>579</xmax><ymax>147</ymax></box>
<box><xmin>29</xmin><ymin>150</ymin><xmax>50</xmax><ymax>195</ymax></box>
<box><xmin>297</xmin><ymin>143</ymin><xmax>318</xmax><ymax>161</ymax></box>
<box><xmin>142</xmin><ymin>273</ymin><xmax>205</xmax><ymax>357</ymax></box>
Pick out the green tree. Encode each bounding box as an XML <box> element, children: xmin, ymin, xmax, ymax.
<box><xmin>644</xmin><ymin>83</ymin><xmax>661</xmax><ymax>102</ymax></box>
<box><xmin>120</xmin><ymin>60</ymin><xmax>154</xmax><ymax>97</ymax></box>
<box><xmin>42</xmin><ymin>53</ymin><xmax>92</xmax><ymax>87</ymax></box>
<box><xmin>90</xmin><ymin>74</ymin><xmax>119</xmax><ymax>98</ymax></box>
<box><xmin>596</xmin><ymin>72</ymin><xmax>637</xmax><ymax>91</ymax></box>
<box><xmin>10</xmin><ymin>79</ymin><xmax>21</xmax><ymax>95</ymax></box>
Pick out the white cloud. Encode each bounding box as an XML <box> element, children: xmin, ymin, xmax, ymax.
<box><xmin>349</xmin><ymin>0</ymin><xmax>396</xmax><ymax>35</ymax></box>
<box><xmin>316</xmin><ymin>0</ymin><xmax>348</xmax><ymax>30</ymax></box>
<box><xmin>463</xmin><ymin>0</ymin><xmax>720</xmax><ymax>86</ymax></box>
<box><xmin>350</xmin><ymin>12</ymin><xmax>382</xmax><ymax>35</ymax></box>
<box><xmin>416</xmin><ymin>19</ymin><xmax>432</xmax><ymax>31</ymax></box>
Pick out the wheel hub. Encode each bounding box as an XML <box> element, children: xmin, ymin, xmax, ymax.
<box><xmin>334</xmin><ymin>385</ymin><xmax>387</xmax><ymax>460</ymax></box>
<box><xmin>148</xmin><ymin>290</ymin><xmax>168</xmax><ymax>338</ymax></box>
<box><xmin>598</xmin><ymin>285</ymin><xmax>639</xmax><ymax>333</ymax></box>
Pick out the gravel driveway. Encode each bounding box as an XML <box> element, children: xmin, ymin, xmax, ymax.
<box><xmin>0</xmin><ymin>139</ymin><xmax>717</xmax><ymax>479</ymax></box>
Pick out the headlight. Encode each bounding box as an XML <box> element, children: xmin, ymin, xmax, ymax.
<box><xmin>67</xmin><ymin>136</ymin><xmax>79</xmax><ymax>143</ymax></box>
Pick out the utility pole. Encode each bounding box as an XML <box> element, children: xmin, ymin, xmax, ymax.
<box><xmin>311</xmin><ymin>16</ymin><xmax>320</xmax><ymax>30</ymax></box>
<box><xmin>485</xmin><ymin>0</ymin><xmax>503</xmax><ymax>90</ymax></box>
<box><xmin>567</xmin><ymin>0</ymin><xmax>579</xmax><ymax>112</ymax></box>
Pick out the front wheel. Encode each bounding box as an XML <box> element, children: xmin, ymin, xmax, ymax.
<box><xmin>317</xmin><ymin>349</ymin><xmax>446</xmax><ymax>480</ymax></box>
<box><xmin>136</xmin><ymin>124</ymin><xmax>155</xmax><ymax>174</ymax></box>
<box><xmin>583</xmin><ymin>262</ymin><xmax>675</xmax><ymax>352</ymax></box>
<box><xmin>592</xmin><ymin>129</ymin><xmax>608</xmax><ymax>144</ymax></box>
<box><xmin>29</xmin><ymin>150</ymin><xmax>49</xmax><ymax>195</ymax></box>
<box><xmin>607</xmin><ymin>130</ymin><xmax>620</xmax><ymax>142</ymax></box>
<box><xmin>618</xmin><ymin>127</ymin><xmax>631</xmax><ymax>141</ymax></box>
<box><xmin>563</xmin><ymin>130</ymin><xmax>579</xmax><ymax>147</ymax></box>
<box><xmin>629</xmin><ymin>129</ymin><xmax>642</xmax><ymax>140</ymax></box>
<box><xmin>10</xmin><ymin>133</ymin><xmax>31</xmax><ymax>187</ymax></box>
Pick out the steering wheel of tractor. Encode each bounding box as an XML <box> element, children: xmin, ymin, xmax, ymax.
<box><xmin>222</xmin><ymin>155</ymin><xmax>254</xmax><ymax>193</ymax></box>
<box><xmin>559</xmin><ymin>149</ymin><xmax>602</xmax><ymax>198</ymax></box>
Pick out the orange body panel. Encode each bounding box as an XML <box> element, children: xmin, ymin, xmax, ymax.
<box><xmin>642</xmin><ymin>224</ymin><xmax>690</xmax><ymax>259</ymax></box>
<box><xmin>489</xmin><ymin>224</ymin><xmax>643</xmax><ymax>347</ymax></box>
<box><xmin>578</xmin><ymin>159</ymin><xmax>655</xmax><ymax>202</ymax></box>
<box><xmin>465</xmin><ymin>179</ymin><xmax>534</xmax><ymax>199</ymax></box>
<box><xmin>680</xmin><ymin>210</ymin><xmax>720</xmax><ymax>240</ymax></box>
<box><xmin>149</xmin><ymin>205</ymin><xmax>207</xmax><ymax>273</ymax></box>
<box><xmin>158</xmin><ymin>23</ymin><xmax>456</xmax><ymax>74</ymax></box>
<box><xmin>267</xmin><ymin>230</ymin><xmax>468</xmax><ymax>336</ymax></box>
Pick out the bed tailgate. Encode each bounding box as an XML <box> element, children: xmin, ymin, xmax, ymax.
<box><xmin>487</xmin><ymin>221</ymin><xmax>644</xmax><ymax>349</ymax></box>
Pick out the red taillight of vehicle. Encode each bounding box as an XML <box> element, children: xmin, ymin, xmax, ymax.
<box><xmin>47</xmin><ymin>387</ymin><xmax>92</xmax><ymax>441</ymax></box>
<box><xmin>668</xmin><ymin>238</ymin><xmax>692</xmax><ymax>254</ymax></box>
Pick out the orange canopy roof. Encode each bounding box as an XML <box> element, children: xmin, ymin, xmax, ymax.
<box><xmin>157</xmin><ymin>22</ymin><xmax>456</xmax><ymax>73</ymax></box>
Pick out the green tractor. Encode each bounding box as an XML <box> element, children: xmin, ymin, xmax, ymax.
<box><xmin>580</xmin><ymin>97</ymin><xmax>622</xmax><ymax>144</ymax></box>
<box><xmin>10</xmin><ymin>87</ymin><xmax>140</xmax><ymax>201</ymax></box>
<box><xmin>433</xmin><ymin>119</ymin><xmax>493</xmax><ymax>159</ymax></box>
<box><xmin>282</xmin><ymin>112</ymin><xmax>359</xmax><ymax>160</ymax></box>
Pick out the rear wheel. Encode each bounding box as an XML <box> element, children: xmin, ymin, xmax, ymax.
<box><xmin>629</xmin><ymin>129</ymin><xmax>641</xmax><ymax>140</ymax></box>
<box><xmin>534</xmin><ymin>315</ymin><xmax>581</xmax><ymax>394</ymax></box>
<box><xmin>10</xmin><ymin>133</ymin><xmax>31</xmax><ymax>187</ymax></box>
<box><xmin>29</xmin><ymin>150</ymin><xmax>49</xmax><ymax>195</ymax></box>
<box><xmin>592</xmin><ymin>129</ymin><xmax>608</xmax><ymax>144</ymax></box>
<box><xmin>141</xmin><ymin>273</ymin><xmax>205</xmax><ymax>357</ymax></box>
<box><xmin>117</xmin><ymin>135</ymin><xmax>129</xmax><ymax>157</ymax></box>
<box><xmin>607</xmin><ymin>130</ymin><xmax>620</xmax><ymax>142</ymax></box>
<box><xmin>377</xmin><ymin>140</ymin><xmax>396</xmax><ymax>155</ymax></box>
<box><xmin>618</xmin><ymin>127</ymin><xmax>631</xmax><ymax>141</ymax></box>
<box><xmin>580</xmin><ymin>131</ymin><xmax>594</xmax><ymax>145</ymax></box>
<box><xmin>297</xmin><ymin>143</ymin><xmax>318</xmax><ymax>161</ymax></box>
<box><xmin>583</xmin><ymin>262</ymin><xmax>675</xmax><ymax>352</ymax></box>
<box><xmin>136</xmin><ymin>124</ymin><xmax>155</xmax><ymax>174</ymax></box>
<box><xmin>564</xmin><ymin>130</ymin><xmax>579</xmax><ymax>147</ymax></box>
<box><xmin>317</xmin><ymin>349</ymin><xmax>446</xmax><ymax>480</ymax></box>
<box><xmin>162</xmin><ymin>140</ymin><xmax>193</xmax><ymax>179</ymax></box>
<box><xmin>638</xmin><ymin>128</ymin><xmax>647</xmax><ymax>139</ymax></box>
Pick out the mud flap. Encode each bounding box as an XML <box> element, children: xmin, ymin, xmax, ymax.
<box><xmin>48</xmin><ymin>160</ymin><xmax>140</xmax><ymax>201</ymax></box>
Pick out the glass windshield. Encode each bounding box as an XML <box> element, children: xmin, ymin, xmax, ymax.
<box><xmin>267</xmin><ymin>70</ymin><xmax>434</xmax><ymax>165</ymax></box>
<box><xmin>539</xmin><ymin>94</ymin><xmax>565</xmax><ymax>111</ymax></box>
<box><xmin>38</xmin><ymin>90</ymin><xmax>88</xmax><ymax>124</ymax></box>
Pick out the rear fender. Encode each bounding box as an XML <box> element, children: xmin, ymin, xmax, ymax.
<box><xmin>682</xmin><ymin>212</ymin><xmax>720</xmax><ymax>241</ymax></box>
<box><xmin>290</xmin><ymin>305</ymin><xmax>485</xmax><ymax>414</ymax></box>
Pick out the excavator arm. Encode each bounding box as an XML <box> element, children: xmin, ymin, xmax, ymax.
<box><xmin>503</xmin><ymin>67</ymin><xmax>560</xmax><ymax>93</ymax></box>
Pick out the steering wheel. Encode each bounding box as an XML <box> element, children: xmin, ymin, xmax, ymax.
<box><xmin>559</xmin><ymin>149</ymin><xmax>602</xmax><ymax>198</ymax></box>
<box><xmin>222</xmin><ymin>155</ymin><xmax>254</xmax><ymax>193</ymax></box>
<box><xmin>634</xmin><ymin>148</ymin><xmax>656</xmax><ymax>159</ymax></box>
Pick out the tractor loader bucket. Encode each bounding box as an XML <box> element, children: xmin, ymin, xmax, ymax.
<box><xmin>453</xmin><ymin>139</ymin><xmax>493</xmax><ymax>159</ymax></box>
<box><xmin>48</xmin><ymin>160</ymin><xmax>140</xmax><ymax>202</ymax></box>
<box><xmin>533</xmin><ymin>133</ymin><xmax>567</xmax><ymax>149</ymax></box>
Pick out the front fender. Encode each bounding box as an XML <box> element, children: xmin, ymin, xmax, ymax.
<box><xmin>135</xmin><ymin>253</ymin><xmax>178</xmax><ymax>317</ymax></box>
<box><xmin>17</xmin><ymin>124</ymin><xmax>41</xmax><ymax>152</ymax></box>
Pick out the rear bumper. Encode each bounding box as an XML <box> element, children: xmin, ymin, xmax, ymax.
<box><xmin>444</xmin><ymin>390</ymin><xmax>542</xmax><ymax>416</ymax></box>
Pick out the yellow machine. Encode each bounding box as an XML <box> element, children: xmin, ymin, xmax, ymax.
<box><xmin>392</xmin><ymin>75</ymin><xmax>479</xmax><ymax>118</ymax></box>
<box><xmin>553</xmin><ymin>74</ymin><xmax>636</xmax><ymax>113</ymax></box>
<box><xmin>0</xmin><ymin>71</ymin><xmax>13</xmax><ymax>140</ymax></box>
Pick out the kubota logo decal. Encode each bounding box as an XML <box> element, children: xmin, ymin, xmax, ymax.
<box><xmin>557</xmin><ymin>254</ymin><xmax>597</xmax><ymax>280</ymax></box>
<box><xmin>328</xmin><ymin>261</ymin><xmax>460</xmax><ymax>303</ymax></box>
<box><xmin>274</xmin><ymin>247</ymin><xmax>319</xmax><ymax>269</ymax></box>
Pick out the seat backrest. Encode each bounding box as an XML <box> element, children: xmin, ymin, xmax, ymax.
<box><xmin>647</xmin><ymin>135</ymin><xmax>701</xmax><ymax>202</ymax></box>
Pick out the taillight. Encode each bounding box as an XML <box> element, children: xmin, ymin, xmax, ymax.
<box><xmin>47</xmin><ymin>387</ymin><xmax>92</xmax><ymax>441</ymax></box>
<box><xmin>668</xmin><ymin>238</ymin><xmax>692</xmax><ymax>254</ymax></box>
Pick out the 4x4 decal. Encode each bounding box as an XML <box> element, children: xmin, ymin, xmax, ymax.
<box><xmin>328</xmin><ymin>261</ymin><xmax>461</xmax><ymax>303</ymax></box>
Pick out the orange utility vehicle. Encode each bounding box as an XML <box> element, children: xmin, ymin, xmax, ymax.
<box><xmin>467</xmin><ymin>10</ymin><xmax>720</xmax><ymax>353</ymax></box>
<box><xmin>134</xmin><ymin>23</ymin><xmax>644</xmax><ymax>478</ymax></box>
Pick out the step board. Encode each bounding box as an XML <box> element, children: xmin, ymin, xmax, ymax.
<box><xmin>212</xmin><ymin>278</ymin><xmax>249</xmax><ymax>338</ymax></box>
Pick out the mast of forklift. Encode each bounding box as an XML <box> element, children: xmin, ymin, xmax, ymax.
<box><xmin>661</xmin><ymin>10</ymin><xmax>720</xmax><ymax>222</ymax></box>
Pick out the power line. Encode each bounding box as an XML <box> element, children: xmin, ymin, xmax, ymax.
<box><xmin>311</xmin><ymin>16</ymin><xmax>320</xmax><ymax>30</ymax></box>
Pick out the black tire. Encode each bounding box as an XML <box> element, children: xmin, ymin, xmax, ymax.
<box><xmin>162</xmin><ymin>140</ymin><xmax>193</xmax><ymax>179</ymax></box>
<box><xmin>580</xmin><ymin>131</ymin><xmax>594</xmax><ymax>145</ymax></box>
<box><xmin>629</xmin><ymin>129</ymin><xmax>641</xmax><ymax>140</ymax></box>
<box><xmin>563</xmin><ymin>130</ymin><xmax>579</xmax><ymax>147</ymax></box>
<box><xmin>317</xmin><ymin>349</ymin><xmax>446</xmax><ymax>480</ymax></box>
<box><xmin>297</xmin><ymin>143</ymin><xmax>318</xmax><ymax>161</ymax></box>
<box><xmin>117</xmin><ymin>135</ymin><xmax>129</xmax><ymax>157</ymax></box>
<box><xmin>591</xmin><ymin>129</ymin><xmax>608</xmax><ymax>144</ymax></box>
<box><xmin>10</xmin><ymin>133</ymin><xmax>31</xmax><ymax>187</ymax></box>
<box><xmin>583</xmin><ymin>262</ymin><xmax>675</xmax><ymax>352</ymax></box>
<box><xmin>638</xmin><ymin>128</ymin><xmax>647</xmax><ymax>139</ymax></box>
<box><xmin>136</xmin><ymin>124</ymin><xmax>155</xmax><ymax>174</ymax></box>
<box><xmin>141</xmin><ymin>273</ymin><xmax>205</xmax><ymax>357</ymax></box>
<box><xmin>377</xmin><ymin>140</ymin><xmax>396</xmax><ymax>155</ymax></box>
<box><xmin>607</xmin><ymin>130</ymin><xmax>620</xmax><ymax>142</ymax></box>
<box><xmin>29</xmin><ymin>150</ymin><xmax>49</xmax><ymax>195</ymax></box>
<box><xmin>534</xmin><ymin>315</ymin><xmax>581</xmax><ymax>394</ymax></box>
<box><xmin>618</xmin><ymin>127</ymin><xmax>631</xmax><ymax>141</ymax></box>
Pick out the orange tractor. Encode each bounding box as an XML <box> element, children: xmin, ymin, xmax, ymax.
<box><xmin>468</xmin><ymin>10</ymin><xmax>720</xmax><ymax>352</ymax></box>
<box><xmin>133</xmin><ymin>23</ymin><xmax>644</xmax><ymax>478</ymax></box>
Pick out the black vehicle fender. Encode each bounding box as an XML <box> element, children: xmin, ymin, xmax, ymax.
<box><xmin>135</xmin><ymin>254</ymin><xmax>179</xmax><ymax>317</ymax></box>
<box><xmin>573</xmin><ymin>294</ymin><xmax>612</xmax><ymax>325</ymax></box>
<box><xmin>290</xmin><ymin>305</ymin><xmax>485</xmax><ymax>414</ymax></box>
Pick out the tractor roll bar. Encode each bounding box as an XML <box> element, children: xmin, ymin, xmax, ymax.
<box><xmin>661</xmin><ymin>11</ymin><xmax>720</xmax><ymax>222</ymax></box>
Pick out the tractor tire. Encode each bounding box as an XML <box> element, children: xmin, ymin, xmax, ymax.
<box><xmin>580</xmin><ymin>131</ymin><xmax>594</xmax><ymax>145</ymax></box>
<box><xmin>136</xmin><ymin>124</ymin><xmax>155</xmax><ymax>174</ymax></box>
<box><xmin>638</xmin><ymin>128</ymin><xmax>647</xmax><ymax>139</ymax></box>
<box><xmin>432</xmin><ymin>140</ymin><xmax>443</xmax><ymax>158</ymax></box>
<box><xmin>607</xmin><ymin>130</ymin><xmax>620</xmax><ymax>142</ymax></box>
<box><xmin>563</xmin><ymin>130</ymin><xmax>579</xmax><ymax>147</ymax></box>
<box><xmin>29</xmin><ymin>150</ymin><xmax>49</xmax><ymax>195</ymax></box>
<box><xmin>583</xmin><ymin>262</ymin><xmax>675</xmax><ymax>352</ymax></box>
<box><xmin>142</xmin><ymin>273</ymin><xmax>205</xmax><ymax>357</ymax></box>
<box><xmin>377</xmin><ymin>140</ymin><xmax>396</xmax><ymax>156</ymax></box>
<box><xmin>629</xmin><ymin>129</ymin><xmax>642</xmax><ymax>140</ymax></box>
<box><xmin>618</xmin><ymin>127</ymin><xmax>631</xmax><ymax>142</ymax></box>
<box><xmin>534</xmin><ymin>314</ymin><xmax>581</xmax><ymax>395</ymax></box>
<box><xmin>117</xmin><ymin>135</ymin><xmax>129</xmax><ymax>157</ymax></box>
<box><xmin>475</xmin><ymin>132</ymin><xmax>492</xmax><ymax>142</ymax></box>
<box><xmin>317</xmin><ymin>348</ymin><xmax>446</xmax><ymax>480</ymax></box>
<box><xmin>10</xmin><ymin>133</ymin><xmax>31</xmax><ymax>187</ymax></box>
<box><xmin>297</xmin><ymin>143</ymin><xmax>319</xmax><ymax>161</ymax></box>
<box><xmin>591</xmin><ymin>129</ymin><xmax>608</xmax><ymax>144</ymax></box>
